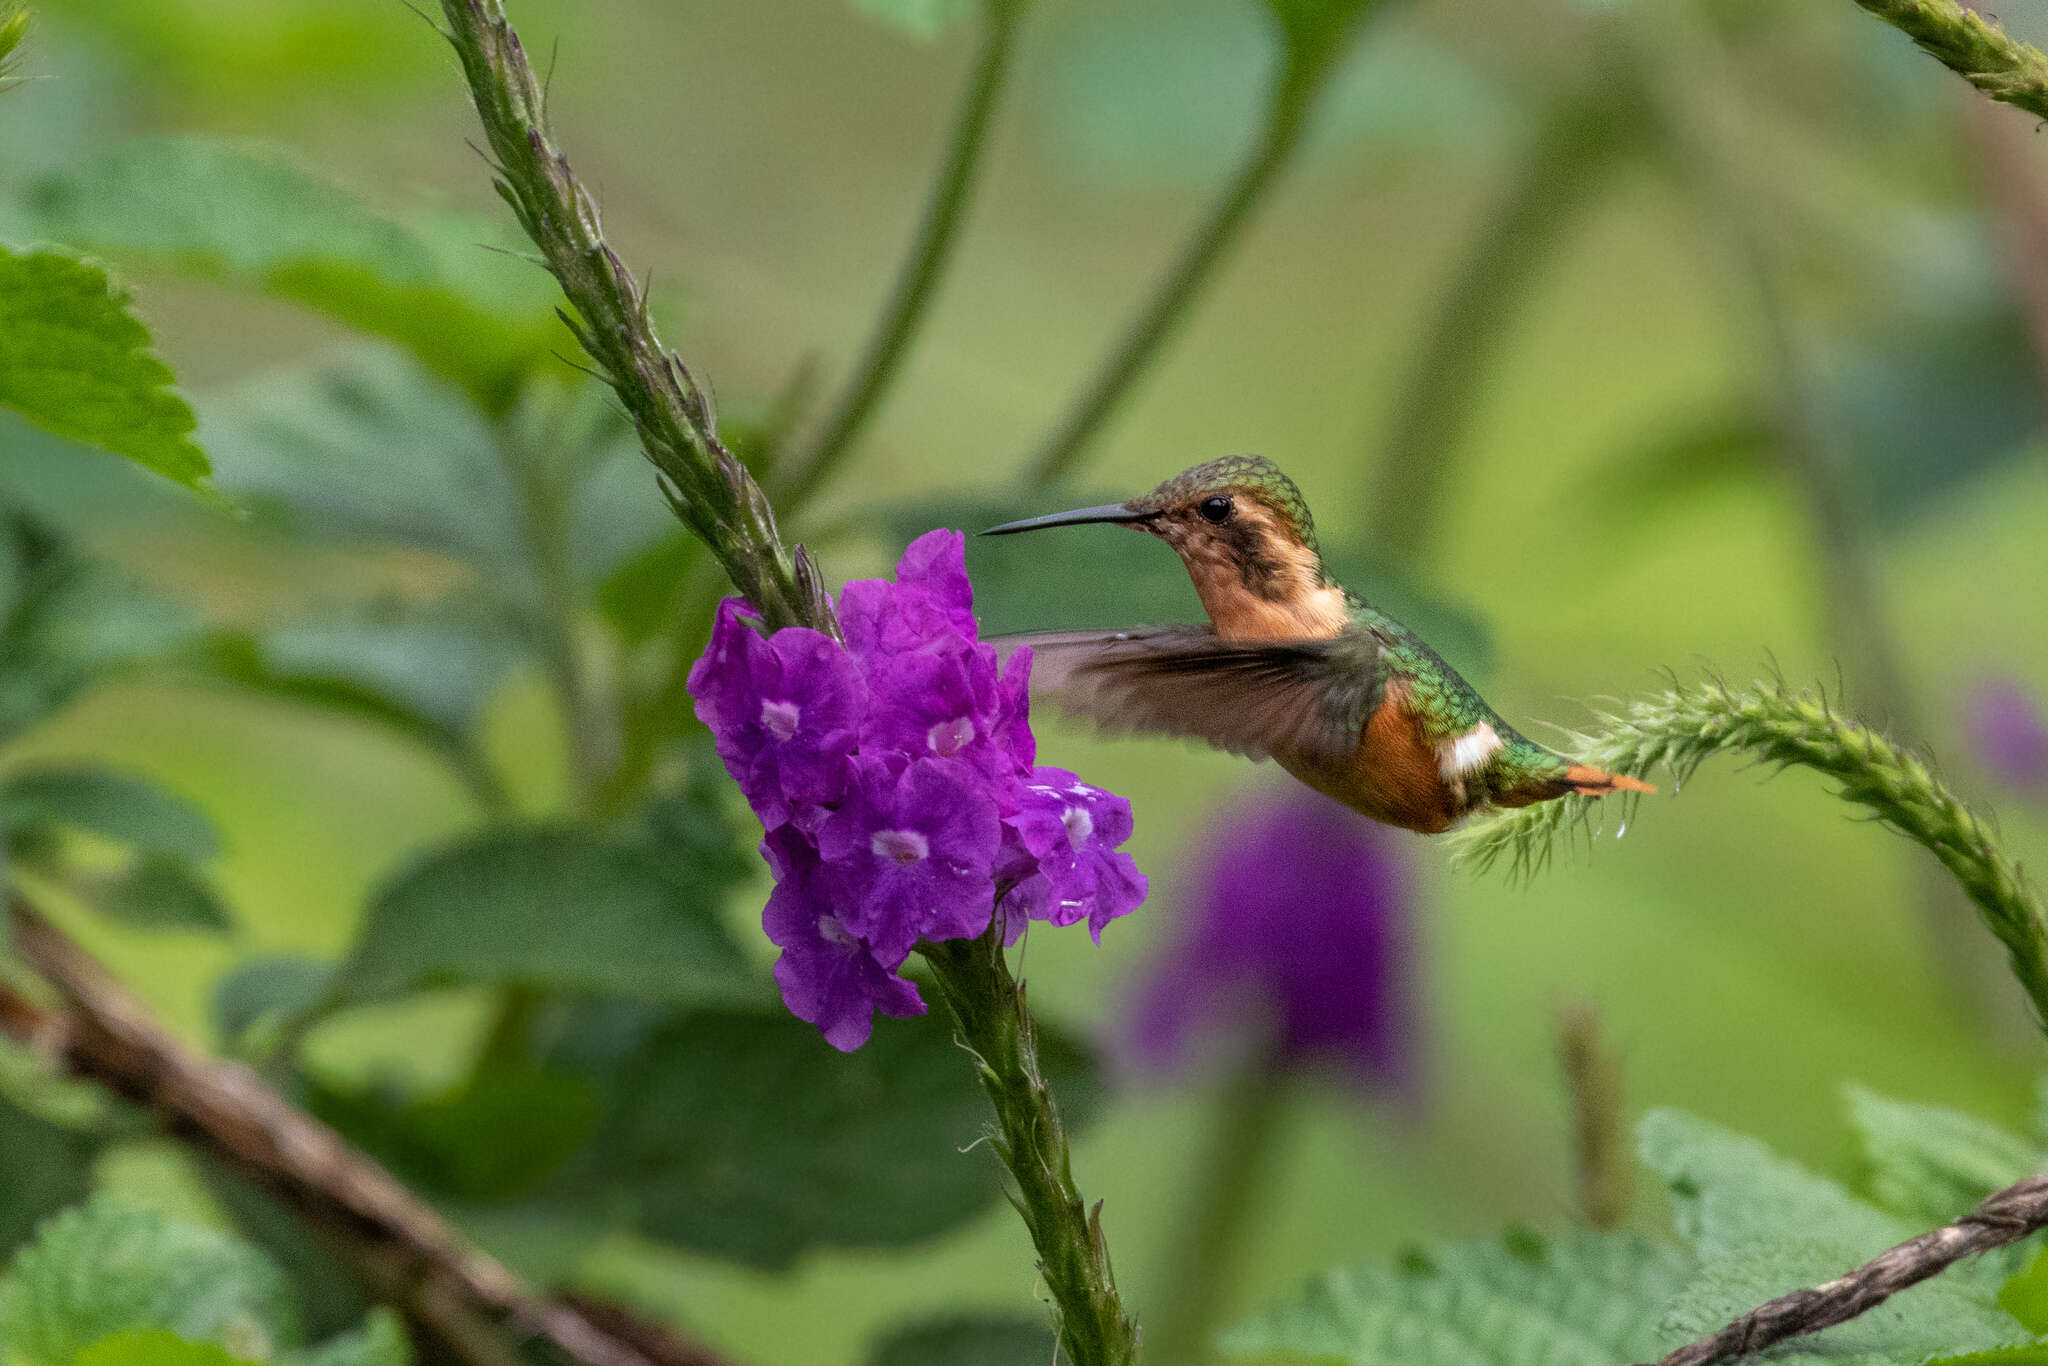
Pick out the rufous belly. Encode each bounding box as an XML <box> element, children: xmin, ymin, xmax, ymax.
<box><xmin>1275</xmin><ymin>681</ymin><xmax>1461</xmax><ymax>834</ymax></box>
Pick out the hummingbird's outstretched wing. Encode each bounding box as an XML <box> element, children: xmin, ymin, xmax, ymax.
<box><xmin>994</xmin><ymin>626</ymin><xmax>1385</xmax><ymax>765</ymax></box>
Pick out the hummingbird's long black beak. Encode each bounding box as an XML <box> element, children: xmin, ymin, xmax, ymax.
<box><xmin>980</xmin><ymin>503</ymin><xmax>1151</xmax><ymax>536</ymax></box>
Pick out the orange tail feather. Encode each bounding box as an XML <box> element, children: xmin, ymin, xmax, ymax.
<box><xmin>1564</xmin><ymin>764</ymin><xmax>1657</xmax><ymax>796</ymax></box>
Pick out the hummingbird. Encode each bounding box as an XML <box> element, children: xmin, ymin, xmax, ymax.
<box><xmin>983</xmin><ymin>455</ymin><xmax>1654</xmax><ymax>834</ymax></box>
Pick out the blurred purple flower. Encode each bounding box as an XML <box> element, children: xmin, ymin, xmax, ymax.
<box><xmin>1968</xmin><ymin>677</ymin><xmax>2048</xmax><ymax>793</ymax></box>
<box><xmin>1123</xmin><ymin>786</ymin><xmax>1415</xmax><ymax>1094</ymax></box>
<box><xmin>689</xmin><ymin>530</ymin><xmax>1148</xmax><ymax>1050</ymax></box>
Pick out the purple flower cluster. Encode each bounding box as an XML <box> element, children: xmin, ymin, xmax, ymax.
<box><xmin>689</xmin><ymin>531</ymin><xmax>1147</xmax><ymax>1050</ymax></box>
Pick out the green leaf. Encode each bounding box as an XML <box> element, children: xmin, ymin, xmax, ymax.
<box><xmin>849</xmin><ymin>0</ymin><xmax>976</xmax><ymax>40</ymax></box>
<box><xmin>865</xmin><ymin>1316</ymin><xmax>1058</xmax><ymax>1366</ymax></box>
<box><xmin>1846</xmin><ymin>1085</ymin><xmax>2042</xmax><ymax>1224</ymax></box>
<box><xmin>75</xmin><ymin>1331</ymin><xmax>250</xmax><ymax>1366</ymax></box>
<box><xmin>558</xmin><ymin>1004</ymin><xmax>1101</xmax><ymax>1268</ymax></box>
<box><xmin>1932</xmin><ymin>1348</ymin><xmax>2048</xmax><ymax>1366</ymax></box>
<box><xmin>309</xmin><ymin>1067</ymin><xmax>601</xmax><ymax>1205</ymax></box>
<box><xmin>0</xmin><ymin>766</ymin><xmax>218</xmax><ymax>861</ymax></box>
<box><xmin>202</xmin><ymin>1175</ymin><xmax>367</xmax><ymax>1345</ymax></box>
<box><xmin>0</xmin><ymin>246</ymin><xmax>208</xmax><ymax>488</ymax></box>
<box><xmin>886</xmin><ymin>494</ymin><xmax>1493</xmax><ymax>681</ymax></box>
<box><xmin>286</xmin><ymin>1310</ymin><xmax>410</xmax><ymax>1366</ymax></box>
<box><xmin>1221</xmin><ymin>1227</ymin><xmax>1691</xmax><ymax>1363</ymax></box>
<box><xmin>1640</xmin><ymin>1109</ymin><xmax>2025</xmax><ymax>1358</ymax></box>
<box><xmin>241</xmin><ymin>596</ymin><xmax>526</xmax><ymax>737</ymax></box>
<box><xmin>1998</xmin><ymin>1244</ymin><xmax>2048</xmax><ymax>1336</ymax></box>
<box><xmin>22</xmin><ymin>139</ymin><xmax>559</xmax><ymax>409</ymax></box>
<box><xmin>0</xmin><ymin>511</ymin><xmax>202</xmax><ymax>747</ymax></box>
<box><xmin>1814</xmin><ymin>224</ymin><xmax>2043</xmax><ymax>528</ymax></box>
<box><xmin>197</xmin><ymin>349</ymin><xmax>531</xmax><ymax>593</ymax></box>
<box><xmin>211</xmin><ymin>956</ymin><xmax>335</xmax><ymax>1045</ymax></box>
<box><xmin>337</xmin><ymin>827</ymin><xmax>757</xmax><ymax>1008</ymax></box>
<box><xmin>87</xmin><ymin>853</ymin><xmax>233</xmax><ymax>933</ymax></box>
<box><xmin>192</xmin><ymin>619</ymin><xmax>509</xmax><ymax>800</ymax></box>
<box><xmin>0</xmin><ymin>1098</ymin><xmax>93</xmax><ymax>1258</ymax></box>
<box><xmin>594</xmin><ymin>530</ymin><xmax>698</xmax><ymax>644</ymax></box>
<box><xmin>0</xmin><ymin>1198</ymin><xmax>296</xmax><ymax>1366</ymax></box>
<box><xmin>198</xmin><ymin>349</ymin><xmax>675</xmax><ymax>621</ymax></box>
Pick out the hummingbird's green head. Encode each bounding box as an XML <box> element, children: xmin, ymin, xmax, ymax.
<box><xmin>985</xmin><ymin>455</ymin><xmax>1345</xmax><ymax>640</ymax></box>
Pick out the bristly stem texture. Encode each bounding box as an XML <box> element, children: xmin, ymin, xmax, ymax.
<box><xmin>438</xmin><ymin>0</ymin><xmax>829</xmax><ymax>634</ymax></box>
<box><xmin>435</xmin><ymin>5</ymin><xmax>1135</xmax><ymax>1358</ymax></box>
<box><xmin>1648</xmin><ymin>1166</ymin><xmax>2048</xmax><ymax>1366</ymax></box>
<box><xmin>776</xmin><ymin>0</ymin><xmax>1027</xmax><ymax>511</ymax></box>
<box><xmin>1451</xmin><ymin>679</ymin><xmax>2048</xmax><ymax>1029</ymax></box>
<box><xmin>922</xmin><ymin>925</ymin><xmax>1140</xmax><ymax>1366</ymax></box>
<box><xmin>1851</xmin><ymin>0</ymin><xmax>2048</xmax><ymax>121</ymax></box>
<box><xmin>1027</xmin><ymin>5</ymin><xmax>1377</xmax><ymax>487</ymax></box>
<box><xmin>0</xmin><ymin>5</ymin><xmax>26</xmax><ymax>86</ymax></box>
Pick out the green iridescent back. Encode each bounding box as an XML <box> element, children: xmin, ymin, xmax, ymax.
<box><xmin>1348</xmin><ymin>596</ymin><xmax>1571</xmax><ymax>788</ymax></box>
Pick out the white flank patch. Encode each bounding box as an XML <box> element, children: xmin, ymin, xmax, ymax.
<box><xmin>1438</xmin><ymin>722</ymin><xmax>1503</xmax><ymax>780</ymax></box>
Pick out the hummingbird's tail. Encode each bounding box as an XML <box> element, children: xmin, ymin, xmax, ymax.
<box><xmin>1562</xmin><ymin>764</ymin><xmax>1657</xmax><ymax>796</ymax></box>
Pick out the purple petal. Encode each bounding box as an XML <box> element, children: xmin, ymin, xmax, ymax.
<box><xmin>1969</xmin><ymin>677</ymin><xmax>2048</xmax><ymax>792</ymax></box>
<box><xmin>764</xmin><ymin>874</ymin><xmax>926</xmax><ymax>1052</ymax></box>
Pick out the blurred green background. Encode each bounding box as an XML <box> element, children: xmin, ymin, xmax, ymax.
<box><xmin>8</xmin><ymin>0</ymin><xmax>2048</xmax><ymax>1362</ymax></box>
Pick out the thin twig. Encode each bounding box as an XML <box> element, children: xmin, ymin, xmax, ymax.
<box><xmin>0</xmin><ymin>895</ymin><xmax>734</xmax><ymax>1366</ymax></box>
<box><xmin>775</xmin><ymin>0</ymin><xmax>1027</xmax><ymax>510</ymax></box>
<box><xmin>1026</xmin><ymin>14</ymin><xmax>1368</xmax><ymax>487</ymax></box>
<box><xmin>1851</xmin><ymin>0</ymin><xmax>2048</xmax><ymax>122</ymax></box>
<box><xmin>1647</xmin><ymin>1168</ymin><xmax>2048</xmax><ymax>1365</ymax></box>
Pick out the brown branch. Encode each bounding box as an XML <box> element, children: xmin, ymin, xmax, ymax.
<box><xmin>1648</xmin><ymin>1169</ymin><xmax>2048</xmax><ymax>1366</ymax></box>
<box><xmin>0</xmin><ymin>895</ymin><xmax>736</xmax><ymax>1366</ymax></box>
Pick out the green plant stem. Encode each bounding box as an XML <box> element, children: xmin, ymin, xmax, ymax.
<box><xmin>775</xmin><ymin>0</ymin><xmax>1027</xmax><ymax>512</ymax></box>
<box><xmin>1147</xmin><ymin>1066</ymin><xmax>1287</xmax><ymax>1366</ymax></box>
<box><xmin>438</xmin><ymin>0</ymin><xmax>827</xmax><ymax>635</ymax></box>
<box><xmin>501</xmin><ymin>407</ymin><xmax>612</xmax><ymax>812</ymax></box>
<box><xmin>1555</xmin><ymin>1000</ymin><xmax>1631</xmax><ymax>1231</ymax></box>
<box><xmin>437</xmin><ymin>6</ymin><xmax>1139</xmax><ymax>1355</ymax></box>
<box><xmin>922</xmin><ymin>924</ymin><xmax>1139</xmax><ymax>1366</ymax></box>
<box><xmin>1851</xmin><ymin>0</ymin><xmax>2048</xmax><ymax>120</ymax></box>
<box><xmin>1027</xmin><ymin>39</ymin><xmax>1349</xmax><ymax>488</ymax></box>
<box><xmin>1452</xmin><ymin>678</ymin><xmax>2048</xmax><ymax>1031</ymax></box>
<box><xmin>1366</xmin><ymin>72</ymin><xmax>1631</xmax><ymax>565</ymax></box>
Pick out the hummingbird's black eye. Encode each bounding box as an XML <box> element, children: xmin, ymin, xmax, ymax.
<box><xmin>1198</xmin><ymin>495</ymin><xmax>1234</xmax><ymax>525</ymax></box>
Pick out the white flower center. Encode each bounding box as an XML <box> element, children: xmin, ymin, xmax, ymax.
<box><xmin>760</xmin><ymin>698</ymin><xmax>801</xmax><ymax>741</ymax></box>
<box><xmin>1061</xmin><ymin>805</ymin><xmax>1094</xmax><ymax>845</ymax></box>
<box><xmin>927</xmin><ymin>715</ymin><xmax>975</xmax><ymax>756</ymax></box>
<box><xmin>871</xmin><ymin>828</ymin><xmax>930</xmax><ymax>865</ymax></box>
<box><xmin>818</xmin><ymin>915</ymin><xmax>856</xmax><ymax>947</ymax></box>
